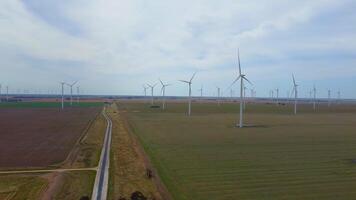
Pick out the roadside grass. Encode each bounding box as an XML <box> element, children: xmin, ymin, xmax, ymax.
<box><xmin>52</xmin><ymin>171</ymin><xmax>95</xmax><ymax>200</ymax></box>
<box><xmin>108</xmin><ymin>103</ymin><xmax>163</xmax><ymax>200</ymax></box>
<box><xmin>120</xmin><ymin>101</ymin><xmax>356</xmax><ymax>200</ymax></box>
<box><xmin>0</xmin><ymin>102</ymin><xmax>103</xmax><ymax>108</ymax></box>
<box><xmin>0</xmin><ymin>174</ymin><xmax>47</xmax><ymax>200</ymax></box>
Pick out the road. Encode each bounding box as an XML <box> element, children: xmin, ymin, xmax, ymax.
<box><xmin>91</xmin><ymin>107</ymin><xmax>113</xmax><ymax>200</ymax></box>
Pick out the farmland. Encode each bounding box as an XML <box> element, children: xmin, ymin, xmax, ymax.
<box><xmin>0</xmin><ymin>105</ymin><xmax>102</xmax><ymax>169</ymax></box>
<box><xmin>119</xmin><ymin>101</ymin><xmax>356</xmax><ymax>200</ymax></box>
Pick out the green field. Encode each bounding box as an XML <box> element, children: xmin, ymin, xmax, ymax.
<box><xmin>0</xmin><ymin>101</ymin><xmax>103</xmax><ymax>108</ymax></box>
<box><xmin>119</xmin><ymin>101</ymin><xmax>356</xmax><ymax>200</ymax></box>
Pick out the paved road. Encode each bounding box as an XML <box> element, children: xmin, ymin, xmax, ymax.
<box><xmin>91</xmin><ymin>107</ymin><xmax>113</xmax><ymax>200</ymax></box>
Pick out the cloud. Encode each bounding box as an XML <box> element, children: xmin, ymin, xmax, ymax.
<box><xmin>0</xmin><ymin>0</ymin><xmax>355</xmax><ymax>97</ymax></box>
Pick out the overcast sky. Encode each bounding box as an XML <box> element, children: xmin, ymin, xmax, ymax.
<box><xmin>0</xmin><ymin>0</ymin><xmax>355</xmax><ymax>98</ymax></box>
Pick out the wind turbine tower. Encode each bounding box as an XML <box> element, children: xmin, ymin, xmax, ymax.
<box><xmin>60</xmin><ymin>82</ymin><xmax>65</xmax><ymax>110</ymax></box>
<box><xmin>328</xmin><ymin>89</ymin><xmax>331</xmax><ymax>107</ymax></box>
<box><xmin>6</xmin><ymin>86</ymin><xmax>9</xmax><ymax>102</ymax></box>
<box><xmin>292</xmin><ymin>74</ymin><xmax>298</xmax><ymax>115</ymax></box>
<box><xmin>313</xmin><ymin>85</ymin><xmax>317</xmax><ymax>110</ymax></box>
<box><xmin>217</xmin><ymin>87</ymin><xmax>221</xmax><ymax>106</ymax></box>
<box><xmin>276</xmin><ymin>88</ymin><xmax>279</xmax><ymax>105</ymax></box>
<box><xmin>179</xmin><ymin>72</ymin><xmax>197</xmax><ymax>116</ymax></box>
<box><xmin>77</xmin><ymin>86</ymin><xmax>80</xmax><ymax>103</ymax></box>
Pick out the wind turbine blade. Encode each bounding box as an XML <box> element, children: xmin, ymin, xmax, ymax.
<box><xmin>147</xmin><ymin>84</ymin><xmax>153</xmax><ymax>87</ymax></box>
<box><xmin>159</xmin><ymin>78</ymin><xmax>164</xmax><ymax>86</ymax></box>
<box><xmin>179</xmin><ymin>80</ymin><xmax>190</xmax><ymax>84</ymax></box>
<box><xmin>237</xmin><ymin>49</ymin><xmax>242</xmax><ymax>76</ymax></box>
<box><xmin>190</xmin><ymin>72</ymin><xmax>197</xmax><ymax>82</ymax></box>
<box><xmin>229</xmin><ymin>76</ymin><xmax>241</xmax><ymax>88</ymax></box>
<box><xmin>153</xmin><ymin>83</ymin><xmax>157</xmax><ymax>88</ymax></box>
<box><xmin>292</xmin><ymin>74</ymin><xmax>296</xmax><ymax>86</ymax></box>
<box><xmin>243</xmin><ymin>77</ymin><xmax>252</xmax><ymax>85</ymax></box>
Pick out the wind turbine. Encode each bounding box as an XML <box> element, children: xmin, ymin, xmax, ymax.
<box><xmin>276</xmin><ymin>88</ymin><xmax>279</xmax><ymax>105</ymax></box>
<box><xmin>6</xmin><ymin>86</ymin><xmax>9</xmax><ymax>102</ymax></box>
<box><xmin>77</xmin><ymin>86</ymin><xmax>80</xmax><ymax>104</ymax></box>
<box><xmin>66</xmin><ymin>81</ymin><xmax>78</xmax><ymax>106</ymax></box>
<box><xmin>198</xmin><ymin>85</ymin><xmax>203</xmax><ymax>98</ymax></box>
<box><xmin>328</xmin><ymin>89</ymin><xmax>331</xmax><ymax>107</ymax></box>
<box><xmin>216</xmin><ymin>86</ymin><xmax>221</xmax><ymax>106</ymax></box>
<box><xmin>230</xmin><ymin>49</ymin><xmax>252</xmax><ymax>128</ymax></box>
<box><xmin>179</xmin><ymin>72</ymin><xmax>197</xmax><ymax>116</ymax></box>
<box><xmin>337</xmin><ymin>90</ymin><xmax>341</xmax><ymax>104</ymax></box>
<box><xmin>313</xmin><ymin>85</ymin><xmax>317</xmax><ymax>110</ymax></box>
<box><xmin>147</xmin><ymin>83</ymin><xmax>157</xmax><ymax>105</ymax></box>
<box><xmin>60</xmin><ymin>82</ymin><xmax>65</xmax><ymax>109</ymax></box>
<box><xmin>291</xmin><ymin>74</ymin><xmax>298</xmax><ymax>115</ymax></box>
<box><xmin>159</xmin><ymin>79</ymin><xmax>171</xmax><ymax>110</ymax></box>
<box><xmin>142</xmin><ymin>85</ymin><xmax>148</xmax><ymax>97</ymax></box>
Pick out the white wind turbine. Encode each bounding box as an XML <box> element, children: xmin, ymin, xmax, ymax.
<box><xmin>60</xmin><ymin>82</ymin><xmax>66</xmax><ymax>109</ymax></box>
<box><xmin>328</xmin><ymin>89</ymin><xmax>331</xmax><ymax>107</ymax></box>
<box><xmin>313</xmin><ymin>85</ymin><xmax>317</xmax><ymax>110</ymax></box>
<box><xmin>6</xmin><ymin>86</ymin><xmax>9</xmax><ymax>102</ymax></box>
<box><xmin>159</xmin><ymin>79</ymin><xmax>171</xmax><ymax>110</ymax></box>
<box><xmin>179</xmin><ymin>72</ymin><xmax>197</xmax><ymax>116</ymax></box>
<box><xmin>230</xmin><ymin>49</ymin><xmax>252</xmax><ymax>128</ymax></box>
<box><xmin>66</xmin><ymin>81</ymin><xmax>78</xmax><ymax>106</ymax></box>
<box><xmin>76</xmin><ymin>86</ymin><xmax>80</xmax><ymax>103</ymax></box>
<box><xmin>142</xmin><ymin>85</ymin><xmax>148</xmax><ymax>97</ymax></box>
<box><xmin>198</xmin><ymin>85</ymin><xmax>203</xmax><ymax>98</ymax></box>
<box><xmin>147</xmin><ymin>83</ymin><xmax>157</xmax><ymax>105</ymax></box>
<box><xmin>216</xmin><ymin>86</ymin><xmax>221</xmax><ymax>106</ymax></box>
<box><xmin>291</xmin><ymin>74</ymin><xmax>298</xmax><ymax>115</ymax></box>
<box><xmin>276</xmin><ymin>88</ymin><xmax>279</xmax><ymax>105</ymax></box>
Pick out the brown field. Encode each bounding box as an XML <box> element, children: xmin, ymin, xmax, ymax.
<box><xmin>0</xmin><ymin>107</ymin><xmax>101</xmax><ymax>169</ymax></box>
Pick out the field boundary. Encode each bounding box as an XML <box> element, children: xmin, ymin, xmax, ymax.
<box><xmin>117</xmin><ymin>103</ymin><xmax>174</xmax><ymax>200</ymax></box>
<box><xmin>59</xmin><ymin>107</ymin><xmax>104</xmax><ymax>168</ymax></box>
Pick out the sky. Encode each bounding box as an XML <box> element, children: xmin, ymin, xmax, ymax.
<box><xmin>0</xmin><ymin>0</ymin><xmax>355</xmax><ymax>98</ymax></box>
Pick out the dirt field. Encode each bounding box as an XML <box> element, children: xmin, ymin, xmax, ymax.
<box><xmin>121</xmin><ymin>101</ymin><xmax>356</xmax><ymax>200</ymax></box>
<box><xmin>0</xmin><ymin>107</ymin><xmax>101</xmax><ymax>169</ymax></box>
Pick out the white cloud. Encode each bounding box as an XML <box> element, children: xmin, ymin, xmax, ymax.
<box><xmin>0</xmin><ymin>0</ymin><xmax>355</xmax><ymax>97</ymax></box>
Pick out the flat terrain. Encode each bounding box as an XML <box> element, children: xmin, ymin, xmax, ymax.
<box><xmin>0</xmin><ymin>103</ymin><xmax>102</xmax><ymax>169</ymax></box>
<box><xmin>120</xmin><ymin>101</ymin><xmax>356</xmax><ymax>200</ymax></box>
<box><xmin>107</xmin><ymin>103</ymin><xmax>166</xmax><ymax>200</ymax></box>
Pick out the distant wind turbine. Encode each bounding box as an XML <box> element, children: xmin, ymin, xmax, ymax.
<box><xmin>142</xmin><ymin>85</ymin><xmax>148</xmax><ymax>97</ymax></box>
<box><xmin>216</xmin><ymin>86</ymin><xmax>221</xmax><ymax>106</ymax></box>
<box><xmin>291</xmin><ymin>74</ymin><xmax>298</xmax><ymax>115</ymax></box>
<box><xmin>147</xmin><ymin>83</ymin><xmax>157</xmax><ymax>105</ymax></box>
<box><xmin>6</xmin><ymin>86</ymin><xmax>9</xmax><ymax>102</ymax></box>
<box><xmin>77</xmin><ymin>86</ymin><xmax>80</xmax><ymax>103</ymax></box>
<box><xmin>337</xmin><ymin>90</ymin><xmax>341</xmax><ymax>104</ymax></box>
<box><xmin>313</xmin><ymin>85</ymin><xmax>317</xmax><ymax>110</ymax></box>
<box><xmin>230</xmin><ymin>49</ymin><xmax>252</xmax><ymax>128</ymax></box>
<box><xmin>198</xmin><ymin>85</ymin><xmax>203</xmax><ymax>98</ymax></box>
<box><xmin>159</xmin><ymin>79</ymin><xmax>171</xmax><ymax>110</ymax></box>
<box><xmin>66</xmin><ymin>81</ymin><xmax>78</xmax><ymax>106</ymax></box>
<box><xmin>276</xmin><ymin>88</ymin><xmax>279</xmax><ymax>105</ymax></box>
<box><xmin>179</xmin><ymin>72</ymin><xmax>197</xmax><ymax>116</ymax></box>
<box><xmin>328</xmin><ymin>89</ymin><xmax>331</xmax><ymax>107</ymax></box>
<box><xmin>60</xmin><ymin>82</ymin><xmax>65</xmax><ymax>110</ymax></box>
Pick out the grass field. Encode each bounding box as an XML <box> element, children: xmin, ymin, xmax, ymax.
<box><xmin>119</xmin><ymin>101</ymin><xmax>356</xmax><ymax>200</ymax></box>
<box><xmin>0</xmin><ymin>174</ymin><xmax>47</xmax><ymax>200</ymax></box>
<box><xmin>0</xmin><ymin>101</ymin><xmax>103</xmax><ymax>108</ymax></box>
